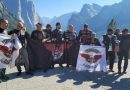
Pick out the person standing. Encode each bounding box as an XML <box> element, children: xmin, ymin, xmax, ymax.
<box><xmin>103</xmin><ymin>29</ymin><xmax>116</xmax><ymax>72</ymax></box>
<box><xmin>78</xmin><ymin>24</ymin><xmax>92</xmax><ymax>45</ymax></box>
<box><xmin>0</xmin><ymin>19</ymin><xmax>9</xmax><ymax>82</ymax></box>
<box><xmin>8</xmin><ymin>22</ymin><xmax>33</xmax><ymax>76</ymax></box>
<box><xmin>118</xmin><ymin>29</ymin><xmax>130</xmax><ymax>74</ymax></box>
<box><xmin>52</xmin><ymin>22</ymin><xmax>64</xmax><ymax>68</ymax></box>
<box><xmin>63</xmin><ymin>24</ymin><xmax>78</xmax><ymax>67</ymax></box>
<box><xmin>31</xmin><ymin>23</ymin><xmax>50</xmax><ymax>72</ymax></box>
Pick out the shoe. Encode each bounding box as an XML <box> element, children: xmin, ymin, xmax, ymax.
<box><xmin>109</xmin><ymin>69</ymin><xmax>114</xmax><ymax>72</ymax></box>
<box><xmin>26</xmin><ymin>72</ymin><xmax>34</xmax><ymax>75</ymax></box>
<box><xmin>123</xmin><ymin>71</ymin><xmax>127</xmax><ymax>74</ymax></box>
<box><xmin>16</xmin><ymin>72</ymin><xmax>21</xmax><ymax>76</ymax></box>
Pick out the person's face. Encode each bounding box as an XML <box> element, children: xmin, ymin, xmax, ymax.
<box><xmin>56</xmin><ymin>25</ymin><xmax>61</xmax><ymax>30</ymax></box>
<box><xmin>116</xmin><ymin>29</ymin><xmax>120</xmax><ymax>33</ymax></box>
<box><xmin>0</xmin><ymin>20</ymin><xmax>8</xmax><ymax>29</ymax></box>
<box><xmin>47</xmin><ymin>26</ymin><xmax>51</xmax><ymax>31</ymax></box>
<box><xmin>17</xmin><ymin>23</ymin><xmax>24</xmax><ymax>30</ymax></box>
<box><xmin>36</xmin><ymin>24</ymin><xmax>42</xmax><ymax>31</ymax></box>
<box><xmin>68</xmin><ymin>26</ymin><xmax>73</xmax><ymax>32</ymax></box>
<box><xmin>108</xmin><ymin>31</ymin><xmax>113</xmax><ymax>35</ymax></box>
<box><xmin>123</xmin><ymin>31</ymin><xmax>128</xmax><ymax>35</ymax></box>
<box><xmin>84</xmin><ymin>27</ymin><xmax>88</xmax><ymax>30</ymax></box>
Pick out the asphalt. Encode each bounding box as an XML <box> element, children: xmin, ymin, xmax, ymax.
<box><xmin>0</xmin><ymin>61</ymin><xmax>130</xmax><ymax>90</ymax></box>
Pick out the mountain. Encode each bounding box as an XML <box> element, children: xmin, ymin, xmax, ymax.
<box><xmin>0</xmin><ymin>0</ymin><xmax>19</xmax><ymax>30</ymax></box>
<box><xmin>89</xmin><ymin>0</ymin><xmax>130</xmax><ymax>34</ymax></box>
<box><xmin>42</xmin><ymin>17</ymin><xmax>52</xmax><ymax>25</ymax></box>
<box><xmin>68</xmin><ymin>4</ymin><xmax>102</xmax><ymax>33</ymax></box>
<box><xmin>3</xmin><ymin>0</ymin><xmax>40</xmax><ymax>31</ymax></box>
<box><xmin>42</xmin><ymin>12</ymin><xmax>74</xmax><ymax>31</ymax></box>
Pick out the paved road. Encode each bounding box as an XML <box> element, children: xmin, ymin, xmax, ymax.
<box><xmin>0</xmin><ymin>62</ymin><xmax>130</xmax><ymax>90</ymax></box>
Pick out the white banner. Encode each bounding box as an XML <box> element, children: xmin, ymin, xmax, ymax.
<box><xmin>0</xmin><ymin>34</ymin><xmax>22</xmax><ymax>69</ymax></box>
<box><xmin>76</xmin><ymin>45</ymin><xmax>107</xmax><ymax>72</ymax></box>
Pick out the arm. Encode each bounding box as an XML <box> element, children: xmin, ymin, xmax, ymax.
<box><xmin>78</xmin><ymin>30</ymin><xmax>81</xmax><ymax>42</ymax></box>
<box><xmin>96</xmin><ymin>38</ymin><xmax>101</xmax><ymax>46</ymax></box>
<box><xmin>25</xmin><ymin>32</ymin><xmax>30</xmax><ymax>40</ymax></box>
<box><xmin>31</xmin><ymin>31</ymin><xmax>34</xmax><ymax>39</ymax></box>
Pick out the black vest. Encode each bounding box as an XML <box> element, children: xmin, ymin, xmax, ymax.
<box><xmin>103</xmin><ymin>34</ymin><xmax>116</xmax><ymax>51</ymax></box>
<box><xmin>63</xmin><ymin>31</ymin><xmax>77</xmax><ymax>43</ymax></box>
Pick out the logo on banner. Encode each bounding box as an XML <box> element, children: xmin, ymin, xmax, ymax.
<box><xmin>80</xmin><ymin>48</ymin><xmax>102</xmax><ymax>63</ymax></box>
<box><xmin>44</xmin><ymin>43</ymin><xmax>72</xmax><ymax>61</ymax></box>
<box><xmin>52</xmin><ymin>44</ymin><xmax>64</xmax><ymax>60</ymax></box>
<box><xmin>0</xmin><ymin>45</ymin><xmax>16</xmax><ymax>65</ymax></box>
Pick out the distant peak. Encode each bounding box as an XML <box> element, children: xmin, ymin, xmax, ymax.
<box><xmin>122</xmin><ymin>0</ymin><xmax>130</xmax><ymax>2</ymax></box>
<box><xmin>82</xmin><ymin>4</ymin><xmax>91</xmax><ymax>8</ymax></box>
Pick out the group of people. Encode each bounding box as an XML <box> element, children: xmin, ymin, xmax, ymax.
<box><xmin>0</xmin><ymin>18</ymin><xmax>130</xmax><ymax>83</ymax></box>
<box><xmin>103</xmin><ymin>28</ymin><xmax>130</xmax><ymax>74</ymax></box>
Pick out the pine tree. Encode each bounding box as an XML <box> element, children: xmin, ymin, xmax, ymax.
<box><xmin>108</xmin><ymin>18</ymin><xmax>117</xmax><ymax>31</ymax></box>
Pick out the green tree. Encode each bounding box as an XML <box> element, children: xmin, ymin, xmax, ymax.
<box><xmin>108</xmin><ymin>18</ymin><xmax>117</xmax><ymax>32</ymax></box>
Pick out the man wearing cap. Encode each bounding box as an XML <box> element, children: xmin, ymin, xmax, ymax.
<box><xmin>78</xmin><ymin>24</ymin><xmax>92</xmax><ymax>45</ymax></box>
<box><xmin>31</xmin><ymin>22</ymin><xmax>51</xmax><ymax>72</ymax></box>
<box><xmin>52</xmin><ymin>22</ymin><xmax>64</xmax><ymax>68</ymax></box>
<box><xmin>103</xmin><ymin>29</ymin><xmax>117</xmax><ymax>72</ymax></box>
<box><xmin>52</xmin><ymin>22</ymin><xmax>63</xmax><ymax>44</ymax></box>
<box><xmin>43</xmin><ymin>24</ymin><xmax>52</xmax><ymax>42</ymax></box>
<box><xmin>31</xmin><ymin>23</ymin><xmax>46</xmax><ymax>42</ymax></box>
<box><xmin>8</xmin><ymin>22</ymin><xmax>33</xmax><ymax>76</ymax></box>
<box><xmin>118</xmin><ymin>28</ymin><xmax>130</xmax><ymax>74</ymax></box>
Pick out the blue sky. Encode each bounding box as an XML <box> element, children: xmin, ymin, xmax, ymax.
<box><xmin>34</xmin><ymin>0</ymin><xmax>122</xmax><ymax>18</ymax></box>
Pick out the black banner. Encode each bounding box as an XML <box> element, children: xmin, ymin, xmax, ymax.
<box><xmin>27</xmin><ymin>40</ymin><xmax>80</xmax><ymax>71</ymax></box>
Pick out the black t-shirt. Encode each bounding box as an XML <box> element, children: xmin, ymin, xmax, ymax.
<box><xmin>119</xmin><ymin>35</ymin><xmax>130</xmax><ymax>51</ymax></box>
<box><xmin>43</xmin><ymin>29</ymin><xmax>52</xmax><ymax>41</ymax></box>
<box><xmin>52</xmin><ymin>29</ymin><xmax>63</xmax><ymax>42</ymax></box>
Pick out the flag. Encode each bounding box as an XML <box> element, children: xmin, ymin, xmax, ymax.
<box><xmin>76</xmin><ymin>45</ymin><xmax>107</xmax><ymax>72</ymax></box>
<box><xmin>0</xmin><ymin>34</ymin><xmax>22</xmax><ymax>69</ymax></box>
